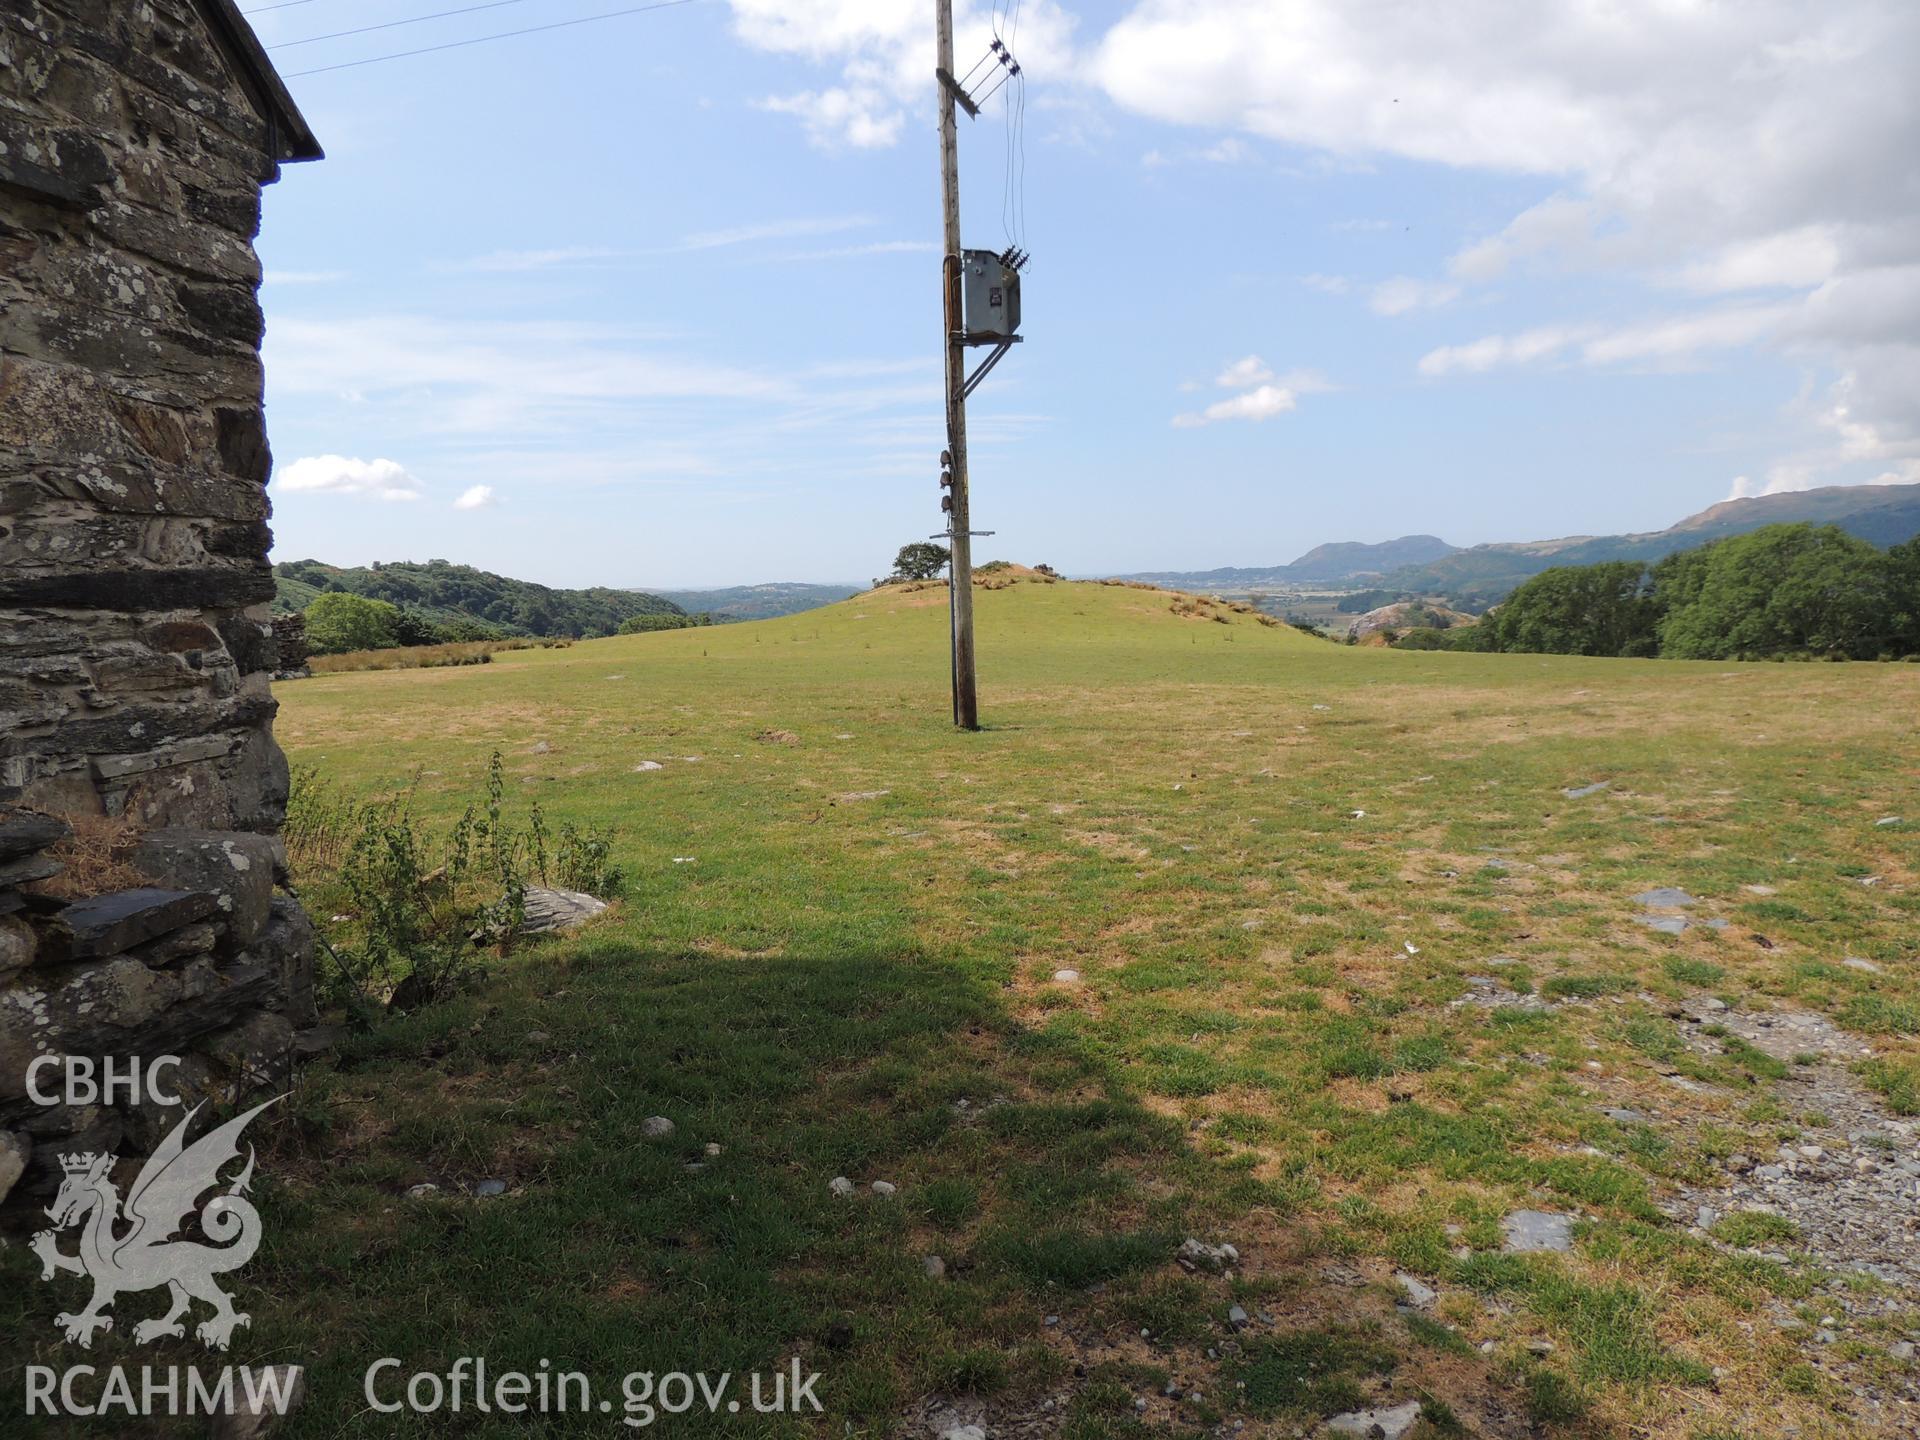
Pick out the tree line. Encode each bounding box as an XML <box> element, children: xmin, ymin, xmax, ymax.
<box><xmin>1395</xmin><ymin>523</ymin><xmax>1920</xmax><ymax>660</ymax></box>
<box><xmin>302</xmin><ymin>592</ymin><xmax>714</xmax><ymax>656</ymax></box>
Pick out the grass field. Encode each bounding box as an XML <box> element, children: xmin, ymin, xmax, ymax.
<box><xmin>7</xmin><ymin>573</ymin><xmax>1916</xmax><ymax>1438</ymax></box>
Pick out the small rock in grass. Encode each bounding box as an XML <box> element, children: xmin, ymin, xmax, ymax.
<box><xmin>1744</xmin><ymin>884</ymin><xmax>1777</xmax><ymax>896</ymax></box>
<box><xmin>1176</xmin><ymin>1237</ymin><xmax>1239</xmax><ymax>1272</ymax></box>
<box><xmin>474</xmin><ymin>1178</ymin><xmax>508</xmax><ymax>1198</ymax></box>
<box><xmin>526</xmin><ymin>1030</ymin><xmax>550</xmax><ymax>1045</ymax></box>
<box><xmin>1323</xmin><ymin>1400</ymin><xmax>1422</xmax><ymax>1439</ymax></box>
<box><xmin>1640</xmin><ymin>915</ymin><xmax>1689</xmax><ymax>935</ymax></box>
<box><xmin>703</xmin><ymin>1142</ymin><xmax>722</xmax><ymax>1157</ymax></box>
<box><xmin>1393</xmin><ymin>1273</ymin><xmax>1437</xmax><ymax>1308</ymax></box>
<box><xmin>406</xmin><ymin>1183</ymin><xmax>440</xmax><ymax>1200</ymax></box>
<box><xmin>1634</xmin><ymin>887</ymin><xmax>1700</xmax><ymax>908</ymax></box>
<box><xmin>829</xmin><ymin>1176</ymin><xmax>856</xmax><ymax>1198</ymax></box>
<box><xmin>872</xmin><ymin>1180</ymin><xmax>897</xmax><ymax>1197</ymax></box>
<box><xmin>941</xmin><ymin>1427</ymin><xmax>986</xmax><ymax>1440</ymax></box>
<box><xmin>1227</xmin><ymin>1304</ymin><xmax>1250</xmax><ymax>1328</ymax></box>
<box><xmin>1601</xmin><ymin>1107</ymin><xmax>1649</xmax><ymax>1124</ymax></box>
<box><xmin>1844</xmin><ymin>957</ymin><xmax>1882</xmax><ymax>973</ymax></box>
<box><xmin>1891</xmin><ymin>1341</ymin><xmax>1915</xmax><ymax>1362</ymax></box>
<box><xmin>1502</xmin><ymin>1210</ymin><xmax>1573</xmax><ymax>1253</ymax></box>
<box><xmin>1526</xmin><ymin>1339</ymin><xmax>1556</xmax><ymax>1357</ymax></box>
<box><xmin>1052</xmin><ymin>968</ymin><xmax>1081</xmax><ymax>984</ymax></box>
<box><xmin>1562</xmin><ymin>781</ymin><xmax>1610</xmax><ymax>799</ymax></box>
<box><xmin>209</xmin><ymin>1364</ymin><xmax>307</xmax><ymax>1440</ymax></box>
<box><xmin>641</xmin><ymin>1116</ymin><xmax>675</xmax><ymax>1140</ymax></box>
<box><xmin>633</xmin><ymin>761</ymin><xmax>664</xmax><ymax>772</ymax></box>
<box><xmin>923</xmin><ymin>1256</ymin><xmax>947</xmax><ymax>1280</ymax></box>
<box><xmin>1875</xmin><ymin>816</ymin><xmax>1903</xmax><ymax>827</ymax></box>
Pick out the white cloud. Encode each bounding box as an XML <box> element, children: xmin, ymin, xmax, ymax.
<box><xmin>1214</xmin><ymin>355</ymin><xmax>1273</xmax><ymax>389</ymax></box>
<box><xmin>443</xmin><ymin>246</ymin><xmax>623</xmax><ymax>274</ymax></box>
<box><xmin>1369</xmin><ymin>276</ymin><xmax>1462</xmax><ymax>316</ymax></box>
<box><xmin>275</xmin><ymin>455</ymin><xmax>422</xmax><ymax>502</ymax></box>
<box><xmin>453</xmin><ymin>485</ymin><xmax>498</xmax><ymax>510</ymax></box>
<box><xmin>1089</xmin><ymin>0</ymin><xmax>1920</xmax><ymax>488</ymax></box>
<box><xmin>1174</xmin><ymin>384</ymin><xmax>1298</xmax><ymax>428</ymax></box>
<box><xmin>1417</xmin><ymin>325</ymin><xmax>1592</xmax><ymax>377</ymax></box>
<box><xmin>679</xmin><ymin>215</ymin><xmax>874</xmax><ymax>250</ymax></box>
<box><xmin>726</xmin><ymin>0</ymin><xmax>1078</xmax><ymax>150</ymax></box>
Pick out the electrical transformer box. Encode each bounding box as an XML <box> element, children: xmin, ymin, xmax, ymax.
<box><xmin>961</xmin><ymin>249</ymin><xmax>1021</xmax><ymax>342</ymax></box>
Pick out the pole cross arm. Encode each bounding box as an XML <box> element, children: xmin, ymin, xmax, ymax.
<box><xmin>936</xmin><ymin>67</ymin><xmax>980</xmax><ymax>118</ymax></box>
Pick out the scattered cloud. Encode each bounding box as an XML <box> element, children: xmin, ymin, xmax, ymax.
<box><xmin>275</xmin><ymin>455</ymin><xmax>422</xmax><ymax>502</ymax></box>
<box><xmin>762</xmin><ymin>239</ymin><xmax>938</xmax><ymax>263</ymax></box>
<box><xmin>726</xmin><ymin>0</ymin><xmax>1078</xmax><ymax>150</ymax></box>
<box><xmin>1174</xmin><ymin>384</ymin><xmax>1299</xmax><ymax>428</ymax></box>
<box><xmin>1088</xmin><ymin>0</ymin><xmax>1920</xmax><ymax>489</ymax></box>
<box><xmin>453</xmin><ymin>485</ymin><xmax>498</xmax><ymax>510</ymax></box>
<box><xmin>1175</xmin><ymin>356</ymin><xmax>1328</xmax><ymax>427</ymax></box>
<box><xmin>441</xmin><ymin>246</ymin><xmax>624</xmax><ymax>274</ymax></box>
<box><xmin>679</xmin><ymin>215</ymin><xmax>875</xmax><ymax>250</ymax></box>
<box><xmin>1369</xmin><ymin>276</ymin><xmax>1462</xmax><ymax>316</ymax></box>
<box><xmin>1214</xmin><ymin>355</ymin><xmax>1273</xmax><ymax>389</ymax></box>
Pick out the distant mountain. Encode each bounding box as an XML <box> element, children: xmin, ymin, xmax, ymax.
<box><xmin>1115</xmin><ymin>534</ymin><xmax>1459</xmax><ymax>589</ymax></box>
<box><xmin>1116</xmin><ymin>483</ymin><xmax>1920</xmax><ymax>611</ymax></box>
<box><xmin>652</xmin><ymin>582</ymin><xmax>863</xmax><ymax>622</ymax></box>
<box><xmin>1379</xmin><ymin>483</ymin><xmax>1920</xmax><ymax>608</ymax></box>
<box><xmin>1283</xmin><ymin>534</ymin><xmax>1459</xmax><ymax>580</ymax></box>
<box><xmin>273</xmin><ymin>559</ymin><xmax>682</xmax><ymax>638</ymax></box>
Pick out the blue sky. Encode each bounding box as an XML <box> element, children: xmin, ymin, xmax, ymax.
<box><xmin>251</xmin><ymin>0</ymin><xmax>1920</xmax><ymax>588</ymax></box>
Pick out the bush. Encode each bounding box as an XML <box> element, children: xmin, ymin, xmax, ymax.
<box><xmin>617</xmin><ymin>612</ymin><xmax>712</xmax><ymax>634</ymax></box>
<box><xmin>288</xmin><ymin>754</ymin><xmax>626</xmax><ymax>1020</ymax></box>
<box><xmin>303</xmin><ymin>592</ymin><xmax>400</xmax><ymax>654</ymax></box>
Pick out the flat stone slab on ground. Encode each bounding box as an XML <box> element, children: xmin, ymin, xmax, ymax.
<box><xmin>1503</xmin><ymin>1210</ymin><xmax>1574</xmax><ymax>1253</ymax></box>
<box><xmin>519</xmin><ymin>887</ymin><xmax>609</xmax><ymax>933</ymax></box>
<box><xmin>1634</xmin><ymin>887</ymin><xmax>1700</xmax><ymax>908</ymax></box>
<box><xmin>1323</xmin><ymin>1400</ymin><xmax>1422</xmax><ymax>1439</ymax></box>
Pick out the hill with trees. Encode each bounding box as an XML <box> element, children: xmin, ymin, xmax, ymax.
<box><xmin>651</xmin><ymin>582</ymin><xmax>862</xmax><ymax>622</ymax></box>
<box><xmin>1396</xmin><ymin>524</ymin><xmax>1920</xmax><ymax>660</ymax></box>
<box><xmin>1377</xmin><ymin>483</ymin><xmax>1920</xmax><ymax>609</ymax></box>
<box><xmin>1118</xmin><ymin>482</ymin><xmax>1920</xmax><ymax>610</ymax></box>
<box><xmin>274</xmin><ymin>559</ymin><xmax>683</xmax><ymax>641</ymax></box>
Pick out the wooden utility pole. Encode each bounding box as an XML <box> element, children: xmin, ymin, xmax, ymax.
<box><xmin>936</xmin><ymin>0</ymin><xmax>980</xmax><ymax>730</ymax></box>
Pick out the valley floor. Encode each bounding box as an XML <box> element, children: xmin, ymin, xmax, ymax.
<box><xmin>9</xmin><ymin>575</ymin><xmax>1917</xmax><ymax>1438</ymax></box>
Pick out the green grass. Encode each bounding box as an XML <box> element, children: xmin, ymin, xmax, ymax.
<box><xmin>8</xmin><ymin>574</ymin><xmax>1917</xmax><ymax>1438</ymax></box>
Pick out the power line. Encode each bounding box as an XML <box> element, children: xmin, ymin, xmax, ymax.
<box><xmin>282</xmin><ymin>0</ymin><xmax>702</xmax><ymax>78</ymax></box>
<box><xmin>272</xmin><ymin>0</ymin><xmax>537</xmax><ymax>50</ymax></box>
<box><xmin>242</xmin><ymin>0</ymin><xmax>330</xmax><ymax>13</ymax></box>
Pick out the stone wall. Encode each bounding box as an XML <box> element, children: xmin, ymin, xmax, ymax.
<box><xmin>0</xmin><ymin>0</ymin><xmax>320</xmax><ymax>1214</ymax></box>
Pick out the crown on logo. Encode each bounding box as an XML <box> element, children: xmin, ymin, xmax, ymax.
<box><xmin>58</xmin><ymin>1152</ymin><xmax>98</xmax><ymax>1174</ymax></box>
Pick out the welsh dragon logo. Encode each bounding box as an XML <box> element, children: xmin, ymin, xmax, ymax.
<box><xmin>30</xmin><ymin>1097</ymin><xmax>279</xmax><ymax>1350</ymax></box>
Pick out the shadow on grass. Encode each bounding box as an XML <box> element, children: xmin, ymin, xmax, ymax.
<box><xmin>0</xmin><ymin>935</ymin><xmax>1622</xmax><ymax>1437</ymax></box>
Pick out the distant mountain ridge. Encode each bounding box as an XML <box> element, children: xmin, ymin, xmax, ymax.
<box><xmin>1118</xmin><ymin>534</ymin><xmax>1458</xmax><ymax>588</ymax></box>
<box><xmin>1117</xmin><ymin>483</ymin><xmax>1920</xmax><ymax>609</ymax></box>
<box><xmin>652</xmin><ymin>582</ymin><xmax>863</xmax><ymax>622</ymax></box>
<box><xmin>274</xmin><ymin>559</ymin><xmax>682</xmax><ymax>638</ymax></box>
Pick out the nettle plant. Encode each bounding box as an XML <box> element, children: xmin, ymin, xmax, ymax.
<box><xmin>298</xmin><ymin>753</ymin><xmax>624</xmax><ymax>1017</ymax></box>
